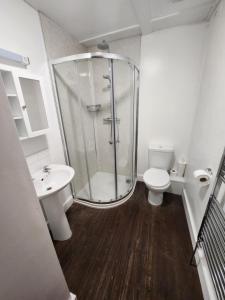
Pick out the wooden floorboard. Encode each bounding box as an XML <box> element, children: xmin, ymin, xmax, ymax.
<box><xmin>54</xmin><ymin>182</ymin><xmax>203</xmax><ymax>300</ymax></box>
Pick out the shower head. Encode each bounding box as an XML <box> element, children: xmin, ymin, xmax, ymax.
<box><xmin>97</xmin><ymin>40</ymin><xmax>109</xmax><ymax>51</ymax></box>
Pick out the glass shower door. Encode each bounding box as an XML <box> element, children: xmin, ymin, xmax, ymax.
<box><xmin>68</xmin><ymin>58</ymin><xmax>117</xmax><ymax>202</ymax></box>
<box><xmin>112</xmin><ymin>60</ymin><xmax>136</xmax><ymax>199</ymax></box>
<box><xmin>53</xmin><ymin>61</ymin><xmax>91</xmax><ymax>200</ymax></box>
<box><xmin>52</xmin><ymin>54</ymin><xmax>138</xmax><ymax>205</ymax></box>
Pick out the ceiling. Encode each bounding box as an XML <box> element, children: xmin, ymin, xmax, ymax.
<box><xmin>25</xmin><ymin>0</ymin><xmax>219</xmax><ymax>46</ymax></box>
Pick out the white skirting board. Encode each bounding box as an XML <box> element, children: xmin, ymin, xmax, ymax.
<box><xmin>68</xmin><ymin>292</ymin><xmax>76</xmax><ymax>300</ymax></box>
<box><xmin>182</xmin><ymin>188</ymin><xmax>217</xmax><ymax>300</ymax></box>
<box><xmin>137</xmin><ymin>174</ymin><xmax>144</xmax><ymax>182</ymax></box>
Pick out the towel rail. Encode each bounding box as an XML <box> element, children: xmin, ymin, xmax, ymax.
<box><xmin>190</xmin><ymin>148</ymin><xmax>225</xmax><ymax>299</ymax></box>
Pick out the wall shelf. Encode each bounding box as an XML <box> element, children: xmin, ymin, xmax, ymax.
<box><xmin>13</xmin><ymin>116</ymin><xmax>23</xmax><ymax>120</ymax></box>
<box><xmin>19</xmin><ymin>136</ymin><xmax>29</xmax><ymax>141</ymax></box>
<box><xmin>1</xmin><ymin>70</ymin><xmax>17</xmax><ymax>95</ymax></box>
<box><xmin>0</xmin><ymin>67</ymin><xmax>49</xmax><ymax>143</ymax></box>
<box><xmin>14</xmin><ymin>118</ymin><xmax>28</xmax><ymax>139</ymax></box>
<box><xmin>8</xmin><ymin>97</ymin><xmax>22</xmax><ymax>118</ymax></box>
<box><xmin>7</xmin><ymin>93</ymin><xmax>17</xmax><ymax>97</ymax></box>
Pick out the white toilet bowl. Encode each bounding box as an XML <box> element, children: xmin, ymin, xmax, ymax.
<box><xmin>143</xmin><ymin>168</ymin><xmax>170</xmax><ymax>206</ymax></box>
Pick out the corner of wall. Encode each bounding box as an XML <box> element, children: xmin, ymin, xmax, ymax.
<box><xmin>182</xmin><ymin>188</ymin><xmax>217</xmax><ymax>300</ymax></box>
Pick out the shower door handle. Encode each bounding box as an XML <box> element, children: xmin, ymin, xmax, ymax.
<box><xmin>103</xmin><ymin>117</ymin><xmax>120</xmax><ymax>124</ymax></box>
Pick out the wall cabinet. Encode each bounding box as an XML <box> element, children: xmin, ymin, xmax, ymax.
<box><xmin>0</xmin><ymin>66</ymin><xmax>49</xmax><ymax>141</ymax></box>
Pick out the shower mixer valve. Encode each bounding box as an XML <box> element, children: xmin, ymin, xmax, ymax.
<box><xmin>103</xmin><ymin>116</ymin><xmax>120</xmax><ymax>144</ymax></box>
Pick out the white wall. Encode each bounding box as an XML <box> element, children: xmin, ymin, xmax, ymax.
<box><xmin>0</xmin><ymin>74</ymin><xmax>69</xmax><ymax>300</ymax></box>
<box><xmin>185</xmin><ymin>0</ymin><xmax>225</xmax><ymax>232</ymax></box>
<box><xmin>0</xmin><ymin>1</ymin><xmax>51</xmax><ymax>184</ymax></box>
<box><xmin>0</xmin><ymin>1</ymin><xmax>86</xmax><ymax>208</ymax></box>
<box><xmin>138</xmin><ymin>24</ymin><xmax>207</xmax><ymax>176</ymax></box>
<box><xmin>107</xmin><ymin>36</ymin><xmax>141</xmax><ymax>67</ymax></box>
<box><xmin>0</xmin><ymin>0</ymin><xmax>59</xmax><ymax>172</ymax></box>
<box><xmin>182</xmin><ymin>4</ymin><xmax>225</xmax><ymax>298</ymax></box>
<box><xmin>0</xmin><ymin>0</ymin><xmax>46</xmax><ymax>73</ymax></box>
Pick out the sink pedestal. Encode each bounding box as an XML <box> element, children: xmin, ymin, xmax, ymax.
<box><xmin>41</xmin><ymin>190</ymin><xmax>72</xmax><ymax>241</ymax></box>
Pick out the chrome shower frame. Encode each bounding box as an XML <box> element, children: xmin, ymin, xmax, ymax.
<box><xmin>50</xmin><ymin>52</ymin><xmax>140</xmax><ymax>207</ymax></box>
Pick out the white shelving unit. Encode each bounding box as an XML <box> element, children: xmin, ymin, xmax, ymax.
<box><xmin>0</xmin><ymin>69</ymin><xmax>28</xmax><ymax>140</ymax></box>
<box><xmin>1</xmin><ymin>70</ymin><xmax>16</xmax><ymax>94</ymax></box>
<box><xmin>0</xmin><ymin>66</ymin><xmax>49</xmax><ymax>142</ymax></box>
<box><xmin>8</xmin><ymin>96</ymin><xmax>23</xmax><ymax>118</ymax></box>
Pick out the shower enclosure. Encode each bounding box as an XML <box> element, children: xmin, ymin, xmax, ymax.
<box><xmin>51</xmin><ymin>52</ymin><xmax>139</xmax><ymax>207</ymax></box>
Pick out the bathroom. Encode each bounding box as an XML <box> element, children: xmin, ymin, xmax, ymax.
<box><xmin>0</xmin><ymin>0</ymin><xmax>225</xmax><ymax>299</ymax></box>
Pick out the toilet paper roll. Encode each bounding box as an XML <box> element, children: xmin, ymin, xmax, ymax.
<box><xmin>193</xmin><ymin>169</ymin><xmax>212</xmax><ymax>187</ymax></box>
<box><xmin>170</xmin><ymin>169</ymin><xmax>177</xmax><ymax>177</ymax></box>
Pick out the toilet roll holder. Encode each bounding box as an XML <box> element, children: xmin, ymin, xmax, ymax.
<box><xmin>193</xmin><ymin>168</ymin><xmax>213</xmax><ymax>186</ymax></box>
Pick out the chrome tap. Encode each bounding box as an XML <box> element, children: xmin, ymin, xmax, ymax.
<box><xmin>43</xmin><ymin>165</ymin><xmax>51</xmax><ymax>173</ymax></box>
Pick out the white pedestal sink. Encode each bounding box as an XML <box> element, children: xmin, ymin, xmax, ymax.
<box><xmin>33</xmin><ymin>164</ymin><xmax>75</xmax><ymax>241</ymax></box>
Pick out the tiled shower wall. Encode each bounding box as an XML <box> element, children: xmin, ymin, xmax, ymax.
<box><xmin>24</xmin><ymin>13</ymin><xmax>86</xmax><ymax>177</ymax></box>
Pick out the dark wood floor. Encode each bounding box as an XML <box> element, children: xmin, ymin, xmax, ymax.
<box><xmin>54</xmin><ymin>182</ymin><xmax>203</xmax><ymax>300</ymax></box>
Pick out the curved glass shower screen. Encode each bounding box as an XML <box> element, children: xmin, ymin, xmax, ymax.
<box><xmin>52</xmin><ymin>53</ymin><xmax>139</xmax><ymax>205</ymax></box>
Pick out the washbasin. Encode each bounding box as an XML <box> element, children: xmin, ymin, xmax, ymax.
<box><xmin>32</xmin><ymin>164</ymin><xmax>75</xmax><ymax>241</ymax></box>
<box><xmin>33</xmin><ymin>164</ymin><xmax>75</xmax><ymax>200</ymax></box>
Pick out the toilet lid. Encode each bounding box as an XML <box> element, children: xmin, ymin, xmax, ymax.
<box><xmin>143</xmin><ymin>168</ymin><xmax>170</xmax><ymax>188</ymax></box>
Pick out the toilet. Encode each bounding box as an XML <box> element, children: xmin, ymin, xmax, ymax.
<box><xmin>143</xmin><ymin>145</ymin><xmax>174</xmax><ymax>206</ymax></box>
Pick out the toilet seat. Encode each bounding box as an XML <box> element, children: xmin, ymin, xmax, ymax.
<box><xmin>143</xmin><ymin>168</ymin><xmax>170</xmax><ymax>189</ymax></box>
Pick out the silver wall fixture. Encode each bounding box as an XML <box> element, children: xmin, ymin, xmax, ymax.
<box><xmin>86</xmin><ymin>104</ymin><xmax>102</xmax><ymax>112</ymax></box>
